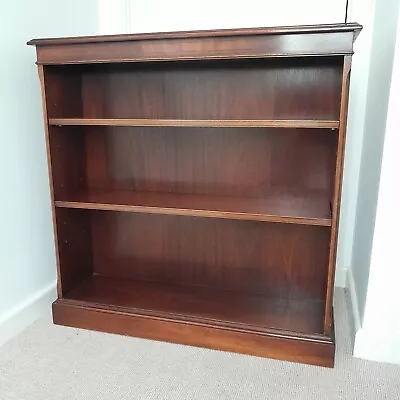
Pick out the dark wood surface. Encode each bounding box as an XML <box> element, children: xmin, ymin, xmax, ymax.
<box><xmin>55</xmin><ymin>188</ymin><xmax>332</xmax><ymax>226</ymax></box>
<box><xmin>53</xmin><ymin>299</ymin><xmax>335</xmax><ymax>367</ymax></box>
<box><xmin>43</xmin><ymin>58</ymin><xmax>343</xmax><ymax>120</ymax></box>
<box><xmin>28</xmin><ymin>23</ymin><xmax>362</xmax><ymax>46</ymax></box>
<box><xmin>82</xmin><ymin>127</ymin><xmax>337</xmax><ymax>198</ymax></box>
<box><xmin>81</xmin><ymin>59</ymin><xmax>342</xmax><ymax>120</ymax></box>
<box><xmin>31</xmin><ymin>24</ymin><xmax>361</xmax><ymax>366</ymax></box>
<box><xmin>325</xmin><ymin>56</ymin><xmax>353</xmax><ymax>334</ymax></box>
<box><xmin>89</xmin><ymin>212</ymin><xmax>330</xmax><ymax>300</ymax></box>
<box><xmin>65</xmin><ymin>274</ymin><xmax>325</xmax><ymax>335</ymax></box>
<box><xmin>29</xmin><ymin>24</ymin><xmax>361</xmax><ymax>65</ymax></box>
<box><xmin>54</xmin><ymin>208</ymin><xmax>93</xmax><ymax>295</ymax></box>
<box><xmin>38</xmin><ymin>65</ymin><xmax>63</xmax><ymax>297</ymax></box>
<box><xmin>48</xmin><ymin>125</ymin><xmax>337</xmax><ymax>204</ymax></box>
<box><xmin>34</xmin><ymin>33</ymin><xmax>355</xmax><ymax>64</ymax></box>
<box><xmin>49</xmin><ymin>118</ymin><xmax>339</xmax><ymax>129</ymax></box>
<box><xmin>43</xmin><ymin>66</ymin><xmax>82</xmax><ymax>118</ymax></box>
<box><xmin>48</xmin><ymin>126</ymin><xmax>87</xmax><ymax>200</ymax></box>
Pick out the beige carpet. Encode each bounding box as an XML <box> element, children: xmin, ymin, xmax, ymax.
<box><xmin>0</xmin><ymin>289</ymin><xmax>399</xmax><ymax>399</ymax></box>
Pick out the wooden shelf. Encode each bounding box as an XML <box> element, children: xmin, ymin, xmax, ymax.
<box><xmin>55</xmin><ymin>189</ymin><xmax>332</xmax><ymax>226</ymax></box>
<box><xmin>48</xmin><ymin>118</ymin><xmax>339</xmax><ymax>129</ymax></box>
<box><xmin>65</xmin><ymin>275</ymin><xmax>325</xmax><ymax>335</ymax></box>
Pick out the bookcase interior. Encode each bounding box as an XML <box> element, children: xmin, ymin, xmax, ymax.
<box><xmin>55</xmin><ymin>208</ymin><xmax>330</xmax><ymax>335</ymax></box>
<box><xmin>43</xmin><ymin>56</ymin><xmax>343</xmax><ymax>338</ymax></box>
<box><xmin>44</xmin><ymin>57</ymin><xmax>343</xmax><ymax>120</ymax></box>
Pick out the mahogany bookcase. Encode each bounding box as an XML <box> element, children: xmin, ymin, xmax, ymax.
<box><xmin>28</xmin><ymin>23</ymin><xmax>361</xmax><ymax>367</ymax></box>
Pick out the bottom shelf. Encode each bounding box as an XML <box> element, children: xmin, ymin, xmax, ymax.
<box><xmin>63</xmin><ymin>275</ymin><xmax>324</xmax><ymax>335</ymax></box>
<box><xmin>54</xmin><ymin>275</ymin><xmax>335</xmax><ymax>367</ymax></box>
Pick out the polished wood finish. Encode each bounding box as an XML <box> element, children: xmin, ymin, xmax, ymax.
<box><xmin>28</xmin><ymin>23</ymin><xmax>362</xmax><ymax>46</ymax></box>
<box><xmin>65</xmin><ymin>275</ymin><xmax>325</xmax><ymax>335</ymax></box>
<box><xmin>54</xmin><ymin>208</ymin><xmax>93</xmax><ymax>294</ymax></box>
<box><xmin>51</xmin><ymin>125</ymin><xmax>337</xmax><ymax>200</ymax></box>
<box><xmin>49</xmin><ymin>118</ymin><xmax>339</xmax><ymax>129</ymax></box>
<box><xmin>28</xmin><ymin>23</ymin><xmax>361</xmax><ymax>65</ymax></box>
<box><xmin>53</xmin><ymin>300</ymin><xmax>335</xmax><ymax>367</ymax></box>
<box><xmin>50</xmin><ymin>124</ymin><xmax>337</xmax><ymax>224</ymax></box>
<box><xmin>55</xmin><ymin>188</ymin><xmax>332</xmax><ymax>226</ymax></box>
<box><xmin>44</xmin><ymin>58</ymin><xmax>343</xmax><ymax>121</ymax></box>
<box><xmin>30</xmin><ymin>23</ymin><xmax>361</xmax><ymax>367</ymax></box>
<box><xmin>324</xmin><ymin>56</ymin><xmax>353</xmax><ymax>333</ymax></box>
<box><xmin>38</xmin><ymin>65</ymin><xmax>63</xmax><ymax>297</ymax></box>
<box><xmin>88</xmin><ymin>212</ymin><xmax>330</xmax><ymax>299</ymax></box>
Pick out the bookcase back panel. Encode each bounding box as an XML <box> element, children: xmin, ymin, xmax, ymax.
<box><xmin>55</xmin><ymin>208</ymin><xmax>93</xmax><ymax>294</ymax></box>
<box><xmin>49</xmin><ymin>126</ymin><xmax>87</xmax><ymax>199</ymax></box>
<box><xmin>44</xmin><ymin>66</ymin><xmax>83</xmax><ymax>118</ymax></box>
<box><xmin>83</xmin><ymin>126</ymin><xmax>337</xmax><ymax>198</ymax></box>
<box><xmin>90</xmin><ymin>211</ymin><xmax>330</xmax><ymax>301</ymax></box>
<box><xmin>44</xmin><ymin>58</ymin><xmax>343</xmax><ymax>120</ymax></box>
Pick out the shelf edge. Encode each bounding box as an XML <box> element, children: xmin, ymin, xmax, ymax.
<box><xmin>54</xmin><ymin>200</ymin><xmax>332</xmax><ymax>227</ymax></box>
<box><xmin>57</xmin><ymin>298</ymin><xmax>331</xmax><ymax>343</ymax></box>
<box><xmin>48</xmin><ymin>118</ymin><xmax>340</xmax><ymax>129</ymax></box>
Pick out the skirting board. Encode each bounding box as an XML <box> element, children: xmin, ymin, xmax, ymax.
<box><xmin>334</xmin><ymin>265</ymin><xmax>348</xmax><ymax>288</ymax></box>
<box><xmin>346</xmin><ymin>267</ymin><xmax>400</xmax><ymax>365</ymax></box>
<box><xmin>346</xmin><ymin>266</ymin><xmax>361</xmax><ymax>333</ymax></box>
<box><xmin>0</xmin><ymin>280</ymin><xmax>57</xmax><ymax>348</ymax></box>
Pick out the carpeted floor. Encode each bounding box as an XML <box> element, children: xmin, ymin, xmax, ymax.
<box><xmin>0</xmin><ymin>289</ymin><xmax>399</xmax><ymax>399</ymax></box>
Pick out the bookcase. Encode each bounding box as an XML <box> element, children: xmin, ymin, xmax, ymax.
<box><xmin>28</xmin><ymin>23</ymin><xmax>361</xmax><ymax>367</ymax></box>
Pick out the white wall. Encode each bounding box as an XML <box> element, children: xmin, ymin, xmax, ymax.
<box><xmin>353</xmin><ymin>3</ymin><xmax>400</xmax><ymax>364</ymax></box>
<box><xmin>130</xmin><ymin>1</ymin><xmax>347</xmax><ymax>32</ymax></box>
<box><xmin>336</xmin><ymin>0</ymin><xmax>376</xmax><ymax>289</ymax></box>
<box><xmin>99</xmin><ymin>0</ymin><xmax>347</xmax><ymax>34</ymax></box>
<box><xmin>0</xmin><ymin>0</ymin><xmax>99</xmax><ymax>347</ymax></box>
<box><xmin>345</xmin><ymin>0</ymin><xmax>400</xmax><ymax>326</ymax></box>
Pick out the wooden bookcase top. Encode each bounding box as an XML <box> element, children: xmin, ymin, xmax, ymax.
<box><xmin>28</xmin><ymin>23</ymin><xmax>362</xmax><ymax>65</ymax></box>
<box><xmin>28</xmin><ymin>23</ymin><xmax>362</xmax><ymax>46</ymax></box>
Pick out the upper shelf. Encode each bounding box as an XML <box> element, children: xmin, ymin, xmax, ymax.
<box><xmin>48</xmin><ymin>118</ymin><xmax>339</xmax><ymax>129</ymax></box>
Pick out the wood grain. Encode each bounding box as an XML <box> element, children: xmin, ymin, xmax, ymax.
<box><xmin>65</xmin><ymin>275</ymin><xmax>325</xmax><ymax>334</ymax></box>
<box><xmin>54</xmin><ymin>208</ymin><xmax>93</xmax><ymax>295</ymax></box>
<box><xmin>324</xmin><ymin>56</ymin><xmax>352</xmax><ymax>334</ymax></box>
<box><xmin>89</xmin><ymin>212</ymin><xmax>330</xmax><ymax>300</ymax></box>
<box><xmin>76</xmin><ymin>59</ymin><xmax>342</xmax><ymax>121</ymax></box>
<box><xmin>31</xmin><ymin>26</ymin><xmax>360</xmax><ymax>65</ymax></box>
<box><xmin>28</xmin><ymin>23</ymin><xmax>362</xmax><ymax>46</ymax></box>
<box><xmin>53</xmin><ymin>299</ymin><xmax>335</xmax><ymax>367</ymax></box>
<box><xmin>37</xmin><ymin>65</ymin><xmax>63</xmax><ymax>297</ymax></box>
<box><xmin>81</xmin><ymin>126</ymin><xmax>337</xmax><ymax>199</ymax></box>
<box><xmin>48</xmin><ymin>126</ymin><xmax>87</xmax><ymax>199</ymax></box>
<box><xmin>49</xmin><ymin>118</ymin><xmax>339</xmax><ymax>129</ymax></box>
<box><xmin>43</xmin><ymin>66</ymin><xmax>82</xmax><ymax>118</ymax></box>
<box><xmin>54</xmin><ymin>188</ymin><xmax>332</xmax><ymax>226</ymax></box>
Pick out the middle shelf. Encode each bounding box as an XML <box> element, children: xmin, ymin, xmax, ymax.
<box><xmin>55</xmin><ymin>188</ymin><xmax>332</xmax><ymax>226</ymax></box>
